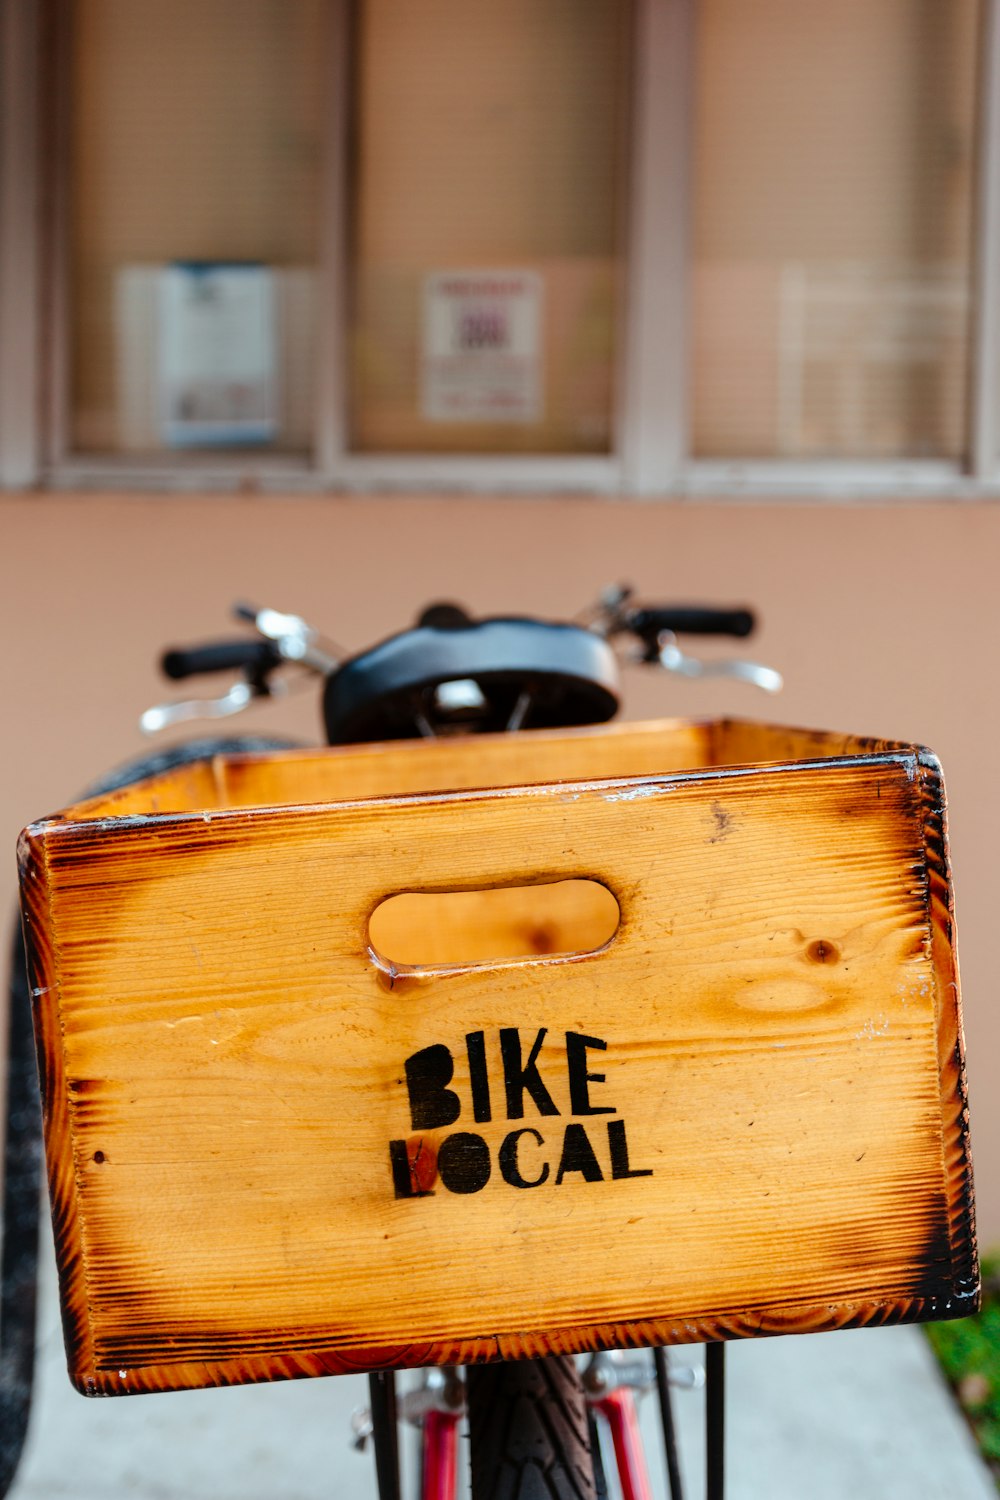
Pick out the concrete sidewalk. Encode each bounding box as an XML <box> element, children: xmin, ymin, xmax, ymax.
<box><xmin>9</xmin><ymin>1221</ymin><xmax>996</xmax><ymax>1500</ymax></box>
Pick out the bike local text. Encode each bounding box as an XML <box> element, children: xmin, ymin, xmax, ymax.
<box><xmin>389</xmin><ymin>1028</ymin><xmax>652</xmax><ymax>1197</ymax></box>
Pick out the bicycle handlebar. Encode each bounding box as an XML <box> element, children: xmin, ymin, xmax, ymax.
<box><xmin>148</xmin><ymin>594</ymin><xmax>775</xmax><ymax>740</ymax></box>
<box><xmin>161</xmin><ymin>640</ymin><xmax>281</xmax><ymax>681</ymax></box>
<box><xmin>160</xmin><ymin>604</ymin><xmax>756</xmax><ymax>688</ymax></box>
<box><xmin>625</xmin><ymin>606</ymin><xmax>755</xmax><ymax>639</ymax></box>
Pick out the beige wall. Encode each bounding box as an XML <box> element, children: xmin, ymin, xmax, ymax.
<box><xmin>2</xmin><ymin>493</ymin><xmax>998</xmax><ymax>1247</ymax></box>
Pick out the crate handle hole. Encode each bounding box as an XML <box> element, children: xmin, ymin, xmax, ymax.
<box><xmin>368</xmin><ymin>879</ymin><xmax>620</xmax><ymax>970</ymax></box>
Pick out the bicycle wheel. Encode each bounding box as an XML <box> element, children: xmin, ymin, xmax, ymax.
<box><xmin>1</xmin><ymin>734</ymin><xmax>299</xmax><ymax>1500</ymax></box>
<box><xmin>466</xmin><ymin>1356</ymin><xmax>599</xmax><ymax>1500</ymax></box>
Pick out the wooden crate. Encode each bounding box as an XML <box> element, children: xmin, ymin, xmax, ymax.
<box><xmin>18</xmin><ymin>718</ymin><xmax>978</xmax><ymax>1397</ymax></box>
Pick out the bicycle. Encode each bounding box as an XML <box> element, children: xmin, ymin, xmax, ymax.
<box><xmin>5</xmin><ymin>589</ymin><xmax>976</xmax><ymax>1500</ymax></box>
<box><xmin>138</xmin><ymin>590</ymin><xmax>771</xmax><ymax>1500</ymax></box>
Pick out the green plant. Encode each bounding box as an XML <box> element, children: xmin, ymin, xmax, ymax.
<box><xmin>926</xmin><ymin>1255</ymin><xmax>1000</xmax><ymax>1482</ymax></box>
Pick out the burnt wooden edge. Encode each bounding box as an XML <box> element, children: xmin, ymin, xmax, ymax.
<box><xmin>36</xmin><ymin>717</ymin><xmax>915</xmax><ymax>826</ymax></box>
<box><xmin>38</xmin><ymin>755</ymin><xmax>227</xmax><ymax>824</ymax></box>
<box><xmin>915</xmin><ymin>751</ymin><xmax>980</xmax><ymax>1315</ymax></box>
<box><xmin>70</xmin><ymin>1293</ymin><xmax>965</xmax><ymax>1397</ymax></box>
<box><xmin>27</xmin><ymin>747</ymin><xmax>931</xmax><ymax>847</ymax></box>
<box><xmin>37</xmin><ymin>718</ymin><xmax>714</xmax><ymax>823</ymax></box>
<box><xmin>711</xmin><ymin>718</ymin><xmax>913</xmax><ymax>764</ymax></box>
<box><xmin>15</xmin><ymin>826</ymin><xmax>97</xmax><ymax>1384</ymax></box>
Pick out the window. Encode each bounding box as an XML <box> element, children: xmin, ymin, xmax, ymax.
<box><xmin>350</xmin><ymin>0</ymin><xmax>629</xmax><ymax>456</ymax></box>
<box><xmin>2</xmin><ymin>0</ymin><xmax>998</xmax><ymax>495</ymax></box>
<box><xmin>69</xmin><ymin>0</ymin><xmax>326</xmax><ymax>458</ymax></box>
<box><xmin>691</xmin><ymin>0</ymin><xmax>979</xmax><ymax>463</ymax></box>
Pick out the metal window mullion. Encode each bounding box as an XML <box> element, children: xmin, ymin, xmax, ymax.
<box><xmin>969</xmin><ymin>0</ymin><xmax>1000</xmax><ymax>479</ymax></box>
<box><xmin>45</xmin><ymin>452</ymin><xmax>621</xmax><ymax>495</ymax></box>
<box><xmin>619</xmin><ymin>0</ymin><xmax>693</xmax><ymax>497</ymax></box>
<box><xmin>315</xmin><ymin>0</ymin><xmax>351</xmax><ymax>478</ymax></box>
<box><xmin>41</xmin><ymin>0</ymin><xmax>74</xmax><ymax>473</ymax></box>
<box><xmin>0</xmin><ymin>0</ymin><xmax>42</xmax><ymax>489</ymax></box>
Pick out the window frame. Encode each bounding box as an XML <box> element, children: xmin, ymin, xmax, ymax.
<box><xmin>0</xmin><ymin>0</ymin><xmax>42</xmax><ymax>489</ymax></box>
<box><xmin>2</xmin><ymin>0</ymin><xmax>999</xmax><ymax>497</ymax></box>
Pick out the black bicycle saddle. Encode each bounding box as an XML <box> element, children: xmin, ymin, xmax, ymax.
<box><xmin>322</xmin><ymin>605</ymin><xmax>621</xmax><ymax>743</ymax></box>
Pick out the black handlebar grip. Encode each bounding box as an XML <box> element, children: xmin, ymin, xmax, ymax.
<box><xmin>161</xmin><ymin>640</ymin><xmax>280</xmax><ymax>680</ymax></box>
<box><xmin>628</xmin><ymin>606</ymin><xmax>756</xmax><ymax>639</ymax></box>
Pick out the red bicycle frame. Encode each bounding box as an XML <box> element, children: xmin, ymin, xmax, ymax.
<box><xmin>418</xmin><ymin>1382</ymin><xmax>655</xmax><ymax>1500</ymax></box>
<box><xmin>421</xmin><ymin>1408</ymin><xmax>462</xmax><ymax>1500</ymax></box>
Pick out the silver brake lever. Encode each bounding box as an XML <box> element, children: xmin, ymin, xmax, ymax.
<box><xmin>140</xmin><ymin>671</ymin><xmax>306</xmax><ymax>736</ymax></box>
<box><xmin>657</xmin><ymin>634</ymin><xmax>783</xmax><ymax>693</ymax></box>
<box><xmin>139</xmin><ymin>682</ymin><xmax>257</xmax><ymax>736</ymax></box>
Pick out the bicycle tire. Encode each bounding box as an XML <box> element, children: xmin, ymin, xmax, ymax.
<box><xmin>73</xmin><ymin>733</ymin><xmax>302</xmax><ymax>797</ymax></box>
<box><xmin>466</xmin><ymin>1356</ymin><xmax>599</xmax><ymax>1500</ymax></box>
<box><xmin>1</xmin><ymin>734</ymin><xmax>300</xmax><ymax>1500</ymax></box>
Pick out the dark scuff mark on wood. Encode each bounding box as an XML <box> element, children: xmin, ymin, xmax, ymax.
<box><xmin>708</xmin><ymin>801</ymin><xmax>733</xmax><ymax>843</ymax></box>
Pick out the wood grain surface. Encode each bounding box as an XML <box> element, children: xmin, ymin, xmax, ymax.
<box><xmin>51</xmin><ymin>718</ymin><xmax>907</xmax><ymax>824</ymax></box>
<box><xmin>19</xmin><ymin>720</ymin><xmax>978</xmax><ymax>1396</ymax></box>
